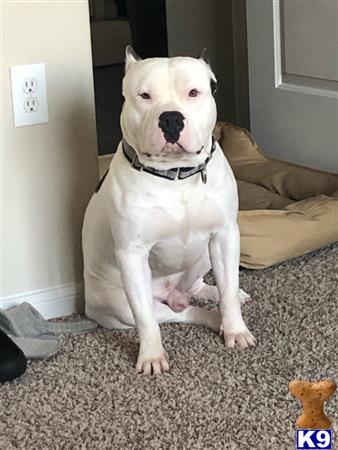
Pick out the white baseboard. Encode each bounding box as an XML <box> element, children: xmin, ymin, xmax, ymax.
<box><xmin>0</xmin><ymin>283</ymin><xmax>84</xmax><ymax>319</ymax></box>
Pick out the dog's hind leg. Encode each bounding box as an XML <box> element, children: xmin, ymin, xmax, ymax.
<box><xmin>174</xmin><ymin>250</ymin><xmax>251</xmax><ymax>306</ymax></box>
<box><xmin>153</xmin><ymin>300</ymin><xmax>221</xmax><ymax>332</ymax></box>
<box><xmin>196</xmin><ymin>285</ymin><xmax>251</xmax><ymax>306</ymax></box>
<box><xmin>85</xmin><ymin>287</ymin><xmax>135</xmax><ymax>329</ymax></box>
<box><xmin>86</xmin><ymin>286</ymin><xmax>221</xmax><ymax>332</ymax></box>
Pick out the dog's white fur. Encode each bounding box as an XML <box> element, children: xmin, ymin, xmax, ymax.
<box><xmin>82</xmin><ymin>49</ymin><xmax>255</xmax><ymax>375</ymax></box>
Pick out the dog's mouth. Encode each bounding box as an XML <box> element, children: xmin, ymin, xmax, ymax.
<box><xmin>141</xmin><ymin>143</ymin><xmax>204</xmax><ymax>159</ymax></box>
<box><xmin>176</xmin><ymin>142</ymin><xmax>204</xmax><ymax>155</ymax></box>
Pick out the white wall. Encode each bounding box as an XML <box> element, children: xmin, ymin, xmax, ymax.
<box><xmin>1</xmin><ymin>1</ymin><xmax>99</xmax><ymax>317</ymax></box>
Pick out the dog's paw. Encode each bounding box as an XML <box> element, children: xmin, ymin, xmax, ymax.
<box><xmin>220</xmin><ymin>319</ymin><xmax>256</xmax><ymax>349</ymax></box>
<box><xmin>238</xmin><ymin>288</ymin><xmax>252</xmax><ymax>306</ymax></box>
<box><xmin>136</xmin><ymin>352</ymin><xmax>169</xmax><ymax>375</ymax></box>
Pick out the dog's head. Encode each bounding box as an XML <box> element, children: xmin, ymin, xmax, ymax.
<box><xmin>120</xmin><ymin>46</ymin><xmax>217</xmax><ymax>169</ymax></box>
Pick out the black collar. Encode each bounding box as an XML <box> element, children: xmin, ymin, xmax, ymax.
<box><xmin>122</xmin><ymin>137</ymin><xmax>216</xmax><ymax>184</ymax></box>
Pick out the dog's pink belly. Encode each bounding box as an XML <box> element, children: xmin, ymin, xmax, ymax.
<box><xmin>149</xmin><ymin>234</ymin><xmax>208</xmax><ymax>277</ymax></box>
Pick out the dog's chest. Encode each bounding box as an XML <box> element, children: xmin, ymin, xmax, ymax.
<box><xmin>143</xmin><ymin>187</ymin><xmax>226</xmax><ymax>275</ymax></box>
<box><xmin>141</xmin><ymin>185</ymin><xmax>226</xmax><ymax>240</ymax></box>
<box><xmin>149</xmin><ymin>232</ymin><xmax>208</xmax><ymax>275</ymax></box>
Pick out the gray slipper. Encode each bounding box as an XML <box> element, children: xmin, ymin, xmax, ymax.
<box><xmin>8</xmin><ymin>334</ymin><xmax>63</xmax><ymax>360</ymax></box>
<box><xmin>0</xmin><ymin>302</ymin><xmax>97</xmax><ymax>337</ymax></box>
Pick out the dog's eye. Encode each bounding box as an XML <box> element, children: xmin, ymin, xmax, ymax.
<box><xmin>140</xmin><ymin>92</ymin><xmax>151</xmax><ymax>100</ymax></box>
<box><xmin>189</xmin><ymin>89</ymin><xmax>199</xmax><ymax>97</ymax></box>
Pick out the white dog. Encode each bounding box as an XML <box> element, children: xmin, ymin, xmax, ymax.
<box><xmin>82</xmin><ymin>46</ymin><xmax>256</xmax><ymax>375</ymax></box>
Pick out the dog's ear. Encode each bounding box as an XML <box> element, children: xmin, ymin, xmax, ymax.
<box><xmin>198</xmin><ymin>48</ymin><xmax>211</xmax><ymax>66</ymax></box>
<box><xmin>198</xmin><ymin>48</ymin><xmax>217</xmax><ymax>95</ymax></box>
<box><xmin>125</xmin><ymin>45</ymin><xmax>141</xmax><ymax>71</ymax></box>
<box><xmin>210</xmin><ymin>76</ymin><xmax>217</xmax><ymax>96</ymax></box>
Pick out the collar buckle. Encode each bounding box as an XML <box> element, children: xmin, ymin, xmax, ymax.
<box><xmin>131</xmin><ymin>154</ymin><xmax>138</xmax><ymax>168</ymax></box>
<box><xmin>201</xmin><ymin>164</ymin><xmax>207</xmax><ymax>184</ymax></box>
<box><xmin>132</xmin><ymin>154</ymin><xmax>143</xmax><ymax>172</ymax></box>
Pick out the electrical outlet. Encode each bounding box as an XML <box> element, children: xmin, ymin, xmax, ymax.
<box><xmin>24</xmin><ymin>97</ymin><xmax>39</xmax><ymax>113</ymax></box>
<box><xmin>23</xmin><ymin>78</ymin><xmax>38</xmax><ymax>94</ymax></box>
<box><xmin>10</xmin><ymin>63</ymin><xmax>49</xmax><ymax>127</ymax></box>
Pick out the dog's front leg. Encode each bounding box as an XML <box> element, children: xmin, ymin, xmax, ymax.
<box><xmin>209</xmin><ymin>223</ymin><xmax>256</xmax><ymax>349</ymax></box>
<box><xmin>116</xmin><ymin>245</ymin><xmax>169</xmax><ymax>374</ymax></box>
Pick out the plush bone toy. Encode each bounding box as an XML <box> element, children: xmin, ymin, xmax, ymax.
<box><xmin>289</xmin><ymin>380</ymin><xmax>336</xmax><ymax>429</ymax></box>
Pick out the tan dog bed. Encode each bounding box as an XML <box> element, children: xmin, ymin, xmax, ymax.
<box><xmin>215</xmin><ymin>122</ymin><xmax>338</xmax><ymax>269</ymax></box>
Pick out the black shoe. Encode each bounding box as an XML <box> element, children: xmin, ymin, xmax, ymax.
<box><xmin>0</xmin><ymin>329</ymin><xmax>27</xmax><ymax>383</ymax></box>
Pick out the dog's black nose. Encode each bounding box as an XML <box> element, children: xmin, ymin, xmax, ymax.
<box><xmin>158</xmin><ymin>111</ymin><xmax>185</xmax><ymax>144</ymax></box>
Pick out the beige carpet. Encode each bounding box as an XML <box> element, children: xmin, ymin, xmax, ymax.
<box><xmin>1</xmin><ymin>244</ymin><xmax>337</xmax><ymax>450</ymax></box>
